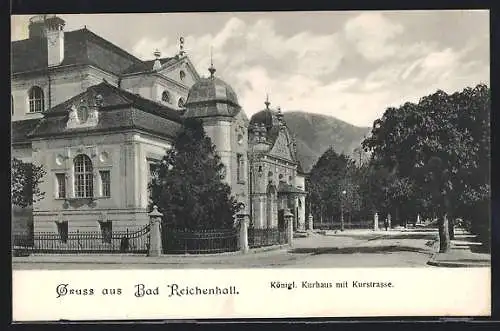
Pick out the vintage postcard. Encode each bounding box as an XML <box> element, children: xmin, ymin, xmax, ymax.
<box><xmin>11</xmin><ymin>10</ymin><xmax>491</xmax><ymax>321</ymax></box>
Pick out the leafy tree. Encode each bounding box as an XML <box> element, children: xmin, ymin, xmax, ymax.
<box><xmin>307</xmin><ymin>147</ymin><xmax>356</xmax><ymax>226</ymax></box>
<box><xmin>11</xmin><ymin>158</ymin><xmax>46</xmax><ymax>208</ymax></box>
<box><xmin>362</xmin><ymin>84</ymin><xmax>490</xmax><ymax>251</ymax></box>
<box><xmin>149</xmin><ymin>118</ymin><xmax>240</xmax><ymax>230</ymax></box>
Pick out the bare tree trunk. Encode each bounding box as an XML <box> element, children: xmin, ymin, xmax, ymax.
<box><xmin>448</xmin><ymin>216</ymin><xmax>455</xmax><ymax>240</ymax></box>
<box><xmin>439</xmin><ymin>213</ymin><xmax>451</xmax><ymax>253</ymax></box>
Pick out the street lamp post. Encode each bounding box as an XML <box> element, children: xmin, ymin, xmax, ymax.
<box><xmin>341</xmin><ymin>190</ymin><xmax>347</xmax><ymax>231</ymax></box>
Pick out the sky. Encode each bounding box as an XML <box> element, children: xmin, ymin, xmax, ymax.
<box><xmin>11</xmin><ymin>11</ymin><xmax>490</xmax><ymax>127</ymax></box>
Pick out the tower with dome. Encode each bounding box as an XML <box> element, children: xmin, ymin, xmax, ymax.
<box><xmin>11</xmin><ymin>15</ymin><xmax>308</xmax><ymax>234</ymax></box>
<box><xmin>248</xmin><ymin>96</ymin><xmax>307</xmax><ymax>231</ymax></box>
<box><xmin>184</xmin><ymin>59</ymin><xmax>250</xmax><ymax>216</ymax></box>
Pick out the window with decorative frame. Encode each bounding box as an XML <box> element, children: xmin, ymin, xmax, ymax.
<box><xmin>162</xmin><ymin>90</ymin><xmax>171</xmax><ymax>103</ymax></box>
<box><xmin>56</xmin><ymin>173</ymin><xmax>66</xmax><ymax>198</ymax></box>
<box><xmin>77</xmin><ymin>105</ymin><xmax>89</xmax><ymax>123</ymax></box>
<box><xmin>148</xmin><ymin>161</ymin><xmax>160</xmax><ymax>202</ymax></box>
<box><xmin>100</xmin><ymin>170</ymin><xmax>111</xmax><ymax>197</ymax></box>
<box><xmin>28</xmin><ymin>86</ymin><xmax>44</xmax><ymax>113</ymax></box>
<box><xmin>178</xmin><ymin>97</ymin><xmax>185</xmax><ymax>108</ymax></box>
<box><xmin>74</xmin><ymin>154</ymin><xmax>94</xmax><ymax>198</ymax></box>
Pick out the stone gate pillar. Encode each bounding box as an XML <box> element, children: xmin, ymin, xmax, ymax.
<box><xmin>237</xmin><ymin>213</ymin><xmax>250</xmax><ymax>254</ymax></box>
<box><xmin>308</xmin><ymin>214</ymin><xmax>314</xmax><ymax>231</ymax></box>
<box><xmin>148</xmin><ymin>206</ymin><xmax>163</xmax><ymax>257</ymax></box>
<box><xmin>374</xmin><ymin>212</ymin><xmax>379</xmax><ymax>231</ymax></box>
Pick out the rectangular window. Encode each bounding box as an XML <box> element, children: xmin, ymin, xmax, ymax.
<box><xmin>56</xmin><ymin>221</ymin><xmax>68</xmax><ymax>243</ymax></box>
<box><xmin>148</xmin><ymin>162</ymin><xmax>160</xmax><ymax>202</ymax></box>
<box><xmin>56</xmin><ymin>173</ymin><xmax>66</xmax><ymax>198</ymax></box>
<box><xmin>99</xmin><ymin>221</ymin><xmax>112</xmax><ymax>244</ymax></box>
<box><xmin>149</xmin><ymin>162</ymin><xmax>160</xmax><ymax>182</ymax></box>
<box><xmin>100</xmin><ymin>170</ymin><xmax>111</xmax><ymax>197</ymax></box>
<box><xmin>237</xmin><ymin>154</ymin><xmax>245</xmax><ymax>183</ymax></box>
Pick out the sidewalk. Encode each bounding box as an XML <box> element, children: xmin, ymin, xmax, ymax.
<box><xmin>427</xmin><ymin>232</ymin><xmax>491</xmax><ymax>268</ymax></box>
<box><xmin>12</xmin><ymin>245</ymin><xmax>291</xmax><ymax>265</ymax></box>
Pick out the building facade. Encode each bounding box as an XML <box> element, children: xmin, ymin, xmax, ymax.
<box><xmin>11</xmin><ymin>15</ymin><xmax>307</xmax><ymax>235</ymax></box>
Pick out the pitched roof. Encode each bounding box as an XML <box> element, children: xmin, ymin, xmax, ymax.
<box><xmin>11</xmin><ymin>119</ymin><xmax>42</xmax><ymax>144</ymax></box>
<box><xmin>29</xmin><ymin>81</ymin><xmax>183</xmax><ymax>139</ymax></box>
<box><xmin>11</xmin><ymin>28</ymin><xmax>144</xmax><ymax>75</ymax></box>
<box><xmin>122</xmin><ymin>56</ymin><xmax>177</xmax><ymax>74</ymax></box>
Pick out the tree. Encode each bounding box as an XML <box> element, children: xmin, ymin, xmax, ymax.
<box><xmin>362</xmin><ymin>84</ymin><xmax>490</xmax><ymax>251</ymax></box>
<box><xmin>11</xmin><ymin>158</ymin><xmax>46</xmax><ymax>208</ymax></box>
<box><xmin>149</xmin><ymin>118</ymin><xmax>240</xmax><ymax>230</ymax></box>
<box><xmin>307</xmin><ymin>147</ymin><xmax>355</xmax><ymax>226</ymax></box>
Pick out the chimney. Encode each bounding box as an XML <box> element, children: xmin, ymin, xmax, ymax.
<box><xmin>28</xmin><ymin>15</ymin><xmax>48</xmax><ymax>38</ymax></box>
<box><xmin>44</xmin><ymin>15</ymin><xmax>66</xmax><ymax>67</ymax></box>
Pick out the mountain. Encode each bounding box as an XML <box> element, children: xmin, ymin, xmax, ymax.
<box><xmin>283</xmin><ymin>111</ymin><xmax>372</xmax><ymax>173</ymax></box>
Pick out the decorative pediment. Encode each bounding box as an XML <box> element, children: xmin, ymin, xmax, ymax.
<box><xmin>158</xmin><ymin>56</ymin><xmax>200</xmax><ymax>87</ymax></box>
<box><xmin>66</xmin><ymin>91</ymin><xmax>102</xmax><ymax>130</ymax></box>
<box><xmin>269</xmin><ymin>130</ymin><xmax>294</xmax><ymax>161</ymax></box>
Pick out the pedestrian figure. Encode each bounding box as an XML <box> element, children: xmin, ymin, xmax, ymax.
<box><xmin>384</xmin><ymin>218</ymin><xmax>388</xmax><ymax>231</ymax></box>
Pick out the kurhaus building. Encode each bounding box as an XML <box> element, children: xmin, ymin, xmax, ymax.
<box><xmin>11</xmin><ymin>15</ymin><xmax>307</xmax><ymax>235</ymax></box>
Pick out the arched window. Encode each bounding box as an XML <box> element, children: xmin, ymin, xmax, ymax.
<box><xmin>178</xmin><ymin>97</ymin><xmax>185</xmax><ymax>108</ymax></box>
<box><xmin>179</xmin><ymin>70</ymin><xmax>186</xmax><ymax>81</ymax></box>
<box><xmin>28</xmin><ymin>86</ymin><xmax>44</xmax><ymax>113</ymax></box>
<box><xmin>74</xmin><ymin>154</ymin><xmax>93</xmax><ymax>198</ymax></box>
<box><xmin>77</xmin><ymin>105</ymin><xmax>89</xmax><ymax>123</ymax></box>
<box><xmin>162</xmin><ymin>90</ymin><xmax>170</xmax><ymax>103</ymax></box>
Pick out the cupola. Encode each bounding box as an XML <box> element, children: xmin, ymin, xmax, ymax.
<box><xmin>183</xmin><ymin>52</ymin><xmax>241</xmax><ymax>119</ymax></box>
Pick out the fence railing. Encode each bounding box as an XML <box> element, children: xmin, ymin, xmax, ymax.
<box><xmin>162</xmin><ymin>228</ymin><xmax>239</xmax><ymax>254</ymax></box>
<box><xmin>12</xmin><ymin>224</ymin><xmax>151</xmax><ymax>254</ymax></box>
<box><xmin>313</xmin><ymin>221</ymin><xmax>373</xmax><ymax>230</ymax></box>
<box><xmin>248</xmin><ymin>227</ymin><xmax>287</xmax><ymax>249</ymax></box>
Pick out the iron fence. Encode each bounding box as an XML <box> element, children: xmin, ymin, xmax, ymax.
<box><xmin>248</xmin><ymin>227</ymin><xmax>287</xmax><ymax>249</ymax></box>
<box><xmin>162</xmin><ymin>228</ymin><xmax>239</xmax><ymax>254</ymax></box>
<box><xmin>313</xmin><ymin>221</ymin><xmax>373</xmax><ymax>230</ymax></box>
<box><xmin>12</xmin><ymin>224</ymin><xmax>151</xmax><ymax>254</ymax></box>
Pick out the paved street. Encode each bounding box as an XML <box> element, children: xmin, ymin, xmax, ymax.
<box><xmin>12</xmin><ymin>229</ymin><xmax>439</xmax><ymax>269</ymax></box>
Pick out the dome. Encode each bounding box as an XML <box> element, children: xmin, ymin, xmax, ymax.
<box><xmin>249</xmin><ymin>108</ymin><xmax>280</xmax><ymax>130</ymax></box>
<box><xmin>184</xmin><ymin>74</ymin><xmax>241</xmax><ymax>119</ymax></box>
<box><xmin>249</xmin><ymin>98</ymin><xmax>283</xmax><ymax>144</ymax></box>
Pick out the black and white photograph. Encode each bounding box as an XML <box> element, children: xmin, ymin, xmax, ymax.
<box><xmin>10</xmin><ymin>10</ymin><xmax>491</xmax><ymax>320</ymax></box>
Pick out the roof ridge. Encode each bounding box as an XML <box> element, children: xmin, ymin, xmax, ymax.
<box><xmin>106</xmin><ymin>83</ymin><xmax>162</xmax><ymax>106</ymax></box>
<box><xmin>73</xmin><ymin>28</ymin><xmax>143</xmax><ymax>65</ymax></box>
<box><xmin>94</xmin><ymin>80</ymin><xmax>134</xmax><ymax>104</ymax></box>
<box><xmin>122</xmin><ymin>55</ymin><xmax>178</xmax><ymax>75</ymax></box>
<box><xmin>100</xmin><ymin>82</ymin><xmax>182</xmax><ymax>122</ymax></box>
